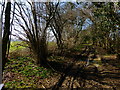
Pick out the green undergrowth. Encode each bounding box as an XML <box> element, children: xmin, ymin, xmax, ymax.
<box><xmin>73</xmin><ymin>45</ymin><xmax>85</xmax><ymax>52</ymax></box>
<box><xmin>10</xmin><ymin>41</ymin><xmax>27</xmax><ymax>52</ymax></box>
<box><xmin>4</xmin><ymin>56</ymin><xmax>52</xmax><ymax>88</ymax></box>
<box><xmin>48</xmin><ymin>42</ymin><xmax>56</xmax><ymax>47</ymax></box>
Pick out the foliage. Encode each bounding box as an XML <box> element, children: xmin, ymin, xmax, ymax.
<box><xmin>10</xmin><ymin>41</ymin><xmax>27</xmax><ymax>52</ymax></box>
<box><xmin>1</xmin><ymin>2</ymin><xmax>120</xmax><ymax>89</ymax></box>
<box><xmin>91</xmin><ymin>2</ymin><xmax>120</xmax><ymax>53</ymax></box>
<box><xmin>73</xmin><ymin>45</ymin><xmax>85</xmax><ymax>52</ymax></box>
<box><xmin>4</xmin><ymin>56</ymin><xmax>52</xmax><ymax>88</ymax></box>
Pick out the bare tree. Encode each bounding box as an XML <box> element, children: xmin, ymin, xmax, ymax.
<box><xmin>46</xmin><ymin>2</ymin><xmax>64</xmax><ymax>52</ymax></box>
<box><xmin>48</xmin><ymin>3</ymin><xmax>88</xmax><ymax>50</ymax></box>
<box><xmin>14</xmin><ymin>2</ymin><xmax>53</xmax><ymax>66</ymax></box>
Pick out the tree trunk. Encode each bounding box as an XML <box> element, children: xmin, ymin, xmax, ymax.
<box><xmin>2</xmin><ymin>2</ymin><xmax>11</xmax><ymax>70</ymax></box>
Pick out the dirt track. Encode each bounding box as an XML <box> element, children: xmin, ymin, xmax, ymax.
<box><xmin>46</xmin><ymin>46</ymin><xmax>120</xmax><ymax>89</ymax></box>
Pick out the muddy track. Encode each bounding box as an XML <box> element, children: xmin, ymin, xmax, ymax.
<box><xmin>52</xmin><ymin>46</ymin><xmax>90</xmax><ymax>89</ymax></box>
<box><xmin>52</xmin><ymin>62</ymin><xmax>86</xmax><ymax>89</ymax></box>
<box><xmin>51</xmin><ymin>45</ymin><xmax>120</xmax><ymax>89</ymax></box>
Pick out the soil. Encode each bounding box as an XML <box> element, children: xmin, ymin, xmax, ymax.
<box><xmin>3</xmin><ymin>46</ymin><xmax>120</xmax><ymax>89</ymax></box>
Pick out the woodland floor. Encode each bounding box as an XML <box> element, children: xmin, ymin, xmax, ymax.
<box><xmin>2</xmin><ymin>45</ymin><xmax>120</xmax><ymax>89</ymax></box>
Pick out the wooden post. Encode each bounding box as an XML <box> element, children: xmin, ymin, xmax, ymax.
<box><xmin>0</xmin><ymin>8</ymin><xmax>2</xmax><ymax>84</ymax></box>
<box><xmin>0</xmin><ymin>9</ymin><xmax>4</xmax><ymax>89</ymax></box>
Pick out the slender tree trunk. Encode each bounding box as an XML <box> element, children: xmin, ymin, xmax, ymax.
<box><xmin>2</xmin><ymin>2</ymin><xmax>11</xmax><ymax>70</ymax></box>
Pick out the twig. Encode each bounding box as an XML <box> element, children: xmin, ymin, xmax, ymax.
<box><xmin>42</xmin><ymin>84</ymin><xmax>46</xmax><ymax>88</ymax></box>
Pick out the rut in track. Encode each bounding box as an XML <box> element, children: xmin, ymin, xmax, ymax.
<box><xmin>52</xmin><ymin>46</ymin><xmax>91</xmax><ymax>89</ymax></box>
<box><xmin>51</xmin><ymin>46</ymin><xmax>120</xmax><ymax>89</ymax></box>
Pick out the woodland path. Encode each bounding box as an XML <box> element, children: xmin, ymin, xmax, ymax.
<box><xmin>48</xmin><ymin>46</ymin><xmax>120</xmax><ymax>89</ymax></box>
